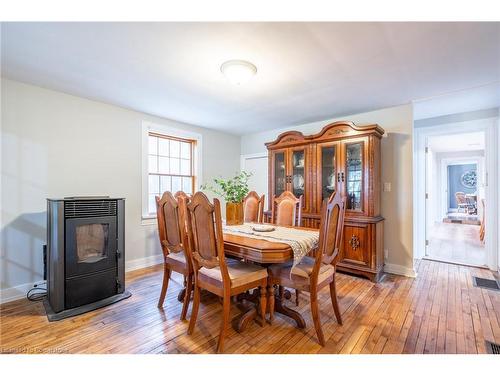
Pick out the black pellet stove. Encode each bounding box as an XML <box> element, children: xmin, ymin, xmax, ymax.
<box><xmin>44</xmin><ymin>197</ymin><xmax>131</xmax><ymax>321</ymax></box>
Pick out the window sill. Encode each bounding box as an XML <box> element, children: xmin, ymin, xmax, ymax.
<box><xmin>141</xmin><ymin>216</ymin><xmax>157</xmax><ymax>226</ymax></box>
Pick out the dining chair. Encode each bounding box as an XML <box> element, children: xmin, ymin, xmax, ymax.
<box><xmin>243</xmin><ymin>191</ymin><xmax>265</xmax><ymax>223</ymax></box>
<box><xmin>455</xmin><ymin>192</ymin><xmax>468</xmax><ymax>213</ymax></box>
<box><xmin>271</xmin><ymin>191</ymin><xmax>303</xmax><ymax>305</ymax></box>
<box><xmin>185</xmin><ymin>191</ymin><xmax>268</xmax><ymax>353</ymax></box>
<box><xmin>268</xmin><ymin>192</ymin><xmax>346</xmax><ymax>346</ymax></box>
<box><xmin>480</xmin><ymin>198</ymin><xmax>485</xmax><ymax>243</ymax></box>
<box><xmin>156</xmin><ymin>191</ymin><xmax>193</xmax><ymax>321</ymax></box>
<box><xmin>271</xmin><ymin>191</ymin><xmax>303</xmax><ymax>227</ymax></box>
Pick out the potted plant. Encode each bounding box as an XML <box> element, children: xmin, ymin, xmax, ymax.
<box><xmin>201</xmin><ymin>171</ymin><xmax>252</xmax><ymax>225</ymax></box>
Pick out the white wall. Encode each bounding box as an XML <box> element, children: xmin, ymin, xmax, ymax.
<box><xmin>1</xmin><ymin>79</ymin><xmax>241</xmax><ymax>301</ymax></box>
<box><xmin>241</xmin><ymin>104</ymin><xmax>415</xmax><ymax>276</ymax></box>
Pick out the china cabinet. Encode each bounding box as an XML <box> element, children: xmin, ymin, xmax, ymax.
<box><xmin>265</xmin><ymin>121</ymin><xmax>385</xmax><ymax>281</ymax></box>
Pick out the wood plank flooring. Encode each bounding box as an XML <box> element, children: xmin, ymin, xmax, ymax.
<box><xmin>1</xmin><ymin>259</ymin><xmax>499</xmax><ymax>354</ymax></box>
<box><xmin>427</xmin><ymin>222</ymin><xmax>486</xmax><ymax>267</ymax></box>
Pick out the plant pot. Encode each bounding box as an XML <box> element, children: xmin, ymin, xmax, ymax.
<box><xmin>226</xmin><ymin>202</ymin><xmax>244</xmax><ymax>225</ymax></box>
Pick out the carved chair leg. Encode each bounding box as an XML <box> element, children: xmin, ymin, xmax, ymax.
<box><xmin>310</xmin><ymin>288</ymin><xmax>325</xmax><ymax>346</ymax></box>
<box><xmin>180</xmin><ymin>273</ymin><xmax>193</xmax><ymax>321</ymax></box>
<box><xmin>329</xmin><ymin>275</ymin><xmax>343</xmax><ymax>325</ymax></box>
<box><xmin>187</xmin><ymin>285</ymin><xmax>201</xmax><ymax>335</ymax></box>
<box><xmin>216</xmin><ymin>292</ymin><xmax>231</xmax><ymax>354</ymax></box>
<box><xmin>157</xmin><ymin>266</ymin><xmax>171</xmax><ymax>308</ymax></box>
<box><xmin>267</xmin><ymin>282</ymin><xmax>275</xmax><ymax>323</ymax></box>
<box><xmin>259</xmin><ymin>285</ymin><xmax>267</xmax><ymax>326</ymax></box>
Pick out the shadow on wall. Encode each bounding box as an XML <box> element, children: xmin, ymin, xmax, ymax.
<box><xmin>381</xmin><ymin>132</ymin><xmax>413</xmax><ymax>269</ymax></box>
<box><xmin>1</xmin><ymin>212</ymin><xmax>46</xmax><ymax>290</ymax></box>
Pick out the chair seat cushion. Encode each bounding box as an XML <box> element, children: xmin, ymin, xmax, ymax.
<box><xmin>199</xmin><ymin>259</ymin><xmax>267</xmax><ymax>288</ymax></box>
<box><xmin>166</xmin><ymin>251</ymin><xmax>187</xmax><ymax>263</ymax></box>
<box><xmin>269</xmin><ymin>256</ymin><xmax>334</xmax><ymax>284</ymax></box>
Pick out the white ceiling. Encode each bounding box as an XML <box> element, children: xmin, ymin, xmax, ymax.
<box><xmin>428</xmin><ymin>131</ymin><xmax>485</xmax><ymax>153</ymax></box>
<box><xmin>413</xmin><ymin>82</ymin><xmax>500</xmax><ymax>120</ymax></box>
<box><xmin>1</xmin><ymin>22</ymin><xmax>499</xmax><ymax>135</ymax></box>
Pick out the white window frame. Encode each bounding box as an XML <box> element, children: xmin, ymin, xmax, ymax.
<box><xmin>141</xmin><ymin>121</ymin><xmax>202</xmax><ymax>224</ymax></box>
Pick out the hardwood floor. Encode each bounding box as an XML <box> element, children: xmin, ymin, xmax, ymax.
<box><xmin>427</xmin><ymin>222</ymin><xmax>486</xmax><ymax>267</ymax></box>
<box><xmin>1</xmin><ymin>259</ymin><xmax>499</xmax><ymax>354</ymax></box>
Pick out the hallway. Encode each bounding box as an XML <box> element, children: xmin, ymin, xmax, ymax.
<box><xmin>426</xmin><ymin>222</ymin><xmax>486</xmax><ymax>267</ymax></box>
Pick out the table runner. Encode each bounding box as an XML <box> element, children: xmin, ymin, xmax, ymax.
<box><xmin>222</xmin><ymin>223</ymin><xmax>319</xmax><ymax>268</ymax></box>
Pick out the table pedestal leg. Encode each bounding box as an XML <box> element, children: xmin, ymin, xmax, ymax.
<box><xmin>177</xmin><ymin>288</ymin><xmax>186</xmax><ymax>302</ymax></box>
<box><xmin>232</xmin><ymin>289</ymin><xmax>263</xmax><ymax>333</ymax></box>
<box><xmin>274</xmin><ymin>287</ymin><xmax>306</xmax><ymax>329</ymax></box>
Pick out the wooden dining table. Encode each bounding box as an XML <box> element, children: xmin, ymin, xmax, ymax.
<box><xmin>222</xmin><ymin>225</ymin><xmax>319</xmax><ymax>333</ymax></box>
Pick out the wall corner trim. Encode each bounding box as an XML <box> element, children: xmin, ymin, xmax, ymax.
<box><xmin>384</xmin><ymin>263</ymin><xmax>417</xmax><ymax>278</ymax></box>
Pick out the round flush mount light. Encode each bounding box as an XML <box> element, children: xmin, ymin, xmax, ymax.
<box><xmin>220</xmin><ymin>60</ymin><xmax>257</xmax><ymax>85</ymax></box>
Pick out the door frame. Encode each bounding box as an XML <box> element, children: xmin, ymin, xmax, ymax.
<box><xmin>414</xmin><ymin>117</ymin><xmax>498</xmax><ymax>270</ymax></box>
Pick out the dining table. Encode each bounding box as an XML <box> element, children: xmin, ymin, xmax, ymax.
<box><xmin>222</xmin><ymin>224</ymin><xmax>320</xmax><ymax>333</ymax></box>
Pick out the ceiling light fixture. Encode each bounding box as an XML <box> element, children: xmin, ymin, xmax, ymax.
<box><xmin>220</xmin><ymin>60</ymin><xmax>257</xmax><ymax>85</ymax></box>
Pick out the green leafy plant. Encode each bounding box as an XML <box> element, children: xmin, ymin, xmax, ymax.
<box><xmin>201</xmin><ymin>171</ymin><xmax>252</xmax><ymax>203</ymax></box>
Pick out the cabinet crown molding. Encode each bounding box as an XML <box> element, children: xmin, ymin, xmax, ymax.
<box><xmin>265</xmin><ymin>121</ymin><xmax>385</xmax><ymax>149</ymax></box>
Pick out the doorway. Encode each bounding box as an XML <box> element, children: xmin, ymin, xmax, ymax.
<box><xmin>414</xmin><ymin>117</ymin><xmax>498</xmax><ymax>271</ymax></box>
<box><xmin>424</xmin><ymin>132</ymin><xmax>485</xmax><ymax>266</ymax></box>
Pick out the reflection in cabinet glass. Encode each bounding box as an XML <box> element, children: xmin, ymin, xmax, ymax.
<box><xmin>292</xmin><ymin>150</ymin><xmax>305</xmax><ymax>198</ymax></box>
<box><xmin>321</xmin><ymin>146</ymin><xmax>336</xmax><ymax>201</ymax></box>
<box><xmin>274</xmin><ymin>152</ymin><xmax>286</xmax><ymax>197</ymax></box>
<box><xmin>346</xmin><ymin>143</ymin><xmax>362</xmax><ymax>210</ymax></box>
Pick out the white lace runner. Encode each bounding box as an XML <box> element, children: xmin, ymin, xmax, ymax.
<box><xmin>223</xmin><ymin>223</ymin><xmax>319</xmax><ymax>267</ymax></box>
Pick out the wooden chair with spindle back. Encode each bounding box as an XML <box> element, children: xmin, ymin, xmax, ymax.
<box><xmin>155</xmin><ymin>191</ymin><xmax>193</xmax><ymax>320</ymax></box>
<box><xmin>268</xmin><ymin>192</ymin><xmax>346</xmax><ymax>346</ymax></box>
<box><xmin>243</xmin><ymin>191</ymin><xmax>265</xmax><ymax>223</ymax></box>
<box><xmin>271</xmin><ymin>191</ymin><xmax>302</xmax><ymax>227</ymax></box>
<box><xmin>185</xmin><ymin>192</ymin><xmax>268</xmax><ymax>353</ymax></box>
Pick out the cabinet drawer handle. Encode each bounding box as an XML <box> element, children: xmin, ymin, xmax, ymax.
<box><xmin>349</xmin><ymin>235</ymin><xmax>360</xmax><ymax>251</ymax></box>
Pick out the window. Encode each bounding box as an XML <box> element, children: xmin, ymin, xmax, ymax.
<box><xmin>142</xmin><ymin>121</ymin><xmax>202</xmax><ymax>220</ymax></box>
<box><xmin>146</xmin><ymin>132</ymin><xmax>196</xmax><ymax>215</ymax></box>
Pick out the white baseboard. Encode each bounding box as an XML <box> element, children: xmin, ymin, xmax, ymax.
<box><xmin>0</xmin><ymin>254</ymin><xmax>164</xmax><ymax>304</ymax></box>
<box><xmin>125</xmin><ymin>254</ymin><xmax>163</xmax><ymax>272</ymax></box>
<box><xmin>384</xmin><ymin>263</ymin><xmax>417</xmax><ymax>278</ymax></box>
<box><xmin>0</xmin><ymin>280</ymin><xmax>45</xmax><ymax>304</ymax></box>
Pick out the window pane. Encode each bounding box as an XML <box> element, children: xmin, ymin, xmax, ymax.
<box><xmin>182</xmin><ymin>177</ymin><xmax>192</xmax><ymax>193</ymax></box>
<box><xmin>180</xmin><ymin>159</ymin><xmax>190</xmax><ymax>175</ymax></box>
<box><xmin>148</xmin><ymin>194</ymin><xmax>157</xmax><ymax>214</ymax></box>
<box><xmin>160</xmin><ymin>175</ymin><xmax>171</xmax><ymax>193</ymax></box>
<box><xmin>172</xmin><ymin>176</ymin><xmax>182</xmax><ymax>192</ymax></box>
<box><xmin>148</xmin><ymin>155</ymin><xmax>158</xmax><ymax>173</ymax></box>
<box><xmin>180</xmin><ymin>142</ymin><xmax>191</xmax><ymax>159</ymax></box>
<box><xmin>170</xmin><ymin>158</ymin><xmax>180</xmax><ymax>174</ymax></box>
<box><xmin>170</xmin><ymin>140</ymin><xmax>180</xmax><ymax>158</ymax></box>
<box><xmin>148</xmin><ymin>175</ymin><xmax>160</xmax><ymax>194</ymax></box>
<box><xmin>148</xmin><ymin>136</ymin><xmax>158</xmax><ymax>155</ymax></box>
<box><xmin>158</xmin><ymin>138</ymin><xmax>169</xmax><ymax>156</ymax></box>
<box><xmin>158</xmin><ymin>156</ymin><xmax>169</xmax><ymax>174</ymax></box>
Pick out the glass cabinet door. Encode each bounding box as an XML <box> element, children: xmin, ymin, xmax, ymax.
<box><xmin>345</xmin><ymin>142</ymin><xmax>363</xmax><ymax>210</ymax></box>
<box><xmin>291</xmin><ymin>149</ymin><xmax>305</xmax><ymax>198</ymax></box>
<box><xmin>274</xmin><ymin>151</ymin><xmax>286</xmax><ymax>197</ymax></box>
<box><xmin>319</xmin><ymin>144</ymin><xmax>337</xmax><ymax>202</ymax></box>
